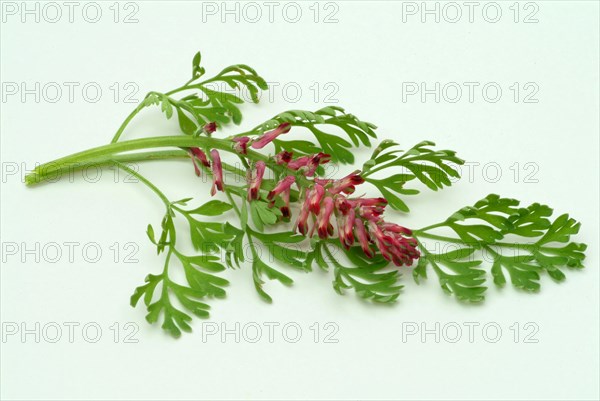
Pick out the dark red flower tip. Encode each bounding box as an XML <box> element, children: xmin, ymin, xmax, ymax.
<box><xmin>350</xmin><ymin>175</ymin><xmax>365</xmax><ymax>185</ymax></box>
<box><xmin>203</xmin><ymin>122</ymin><xmax>217</xmax><ymax>135</ymax></box>
<box><xmin>275</xmin><ymin>151</ymin><xmax>294</xmax><ymax>164</ymax></box>
<box><xmin>311</xmin><ymin>152</ymin><xmax>331</xmax><ymax>165</ymax></box>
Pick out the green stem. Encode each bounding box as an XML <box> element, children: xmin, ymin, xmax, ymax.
<box><xmin>110</xmin><ymin>70</ymin><xmax>249</xmax><ymax>143</ymax></box>
<box><xmin>161</xmin><ymin>249</ymin><xmax>174</xmax><ymax>296</ymax></box>
<box><xmin>111</xmin><ymin>100</ymin><xmax>148</xmax><ymax>143</ymax></box>
<box><xmin>225</xmin><ymin>189</ymin><xmax>241</xmax><ymax>217</ymax></box>
<box><xmin>362</xmin><ymin>164</ymin><xmax>389</xmax><ymax>178</ymax></box>
<box><xmin>113</xmin><ymin>161</ymin><xmax>171</xmax><ymax>207</ymax></box>
<box><xmin>165</xmin><ymin>77</ymin><xmax>197</xmax><ymax>97</ymax></box>
<box><xmin>25</xmin><ymin>135</ymin><xmax>270</xmax><ymax>186</ymax></box>
<box><xmin>414</xmin><ymin>222</ymin><xmax>447</xmax><ymax>233</ymax></box>
<box><xmin>413</xmin><ymin>231</ymin><xmax>536</xmax><ymax>250</ymax></box>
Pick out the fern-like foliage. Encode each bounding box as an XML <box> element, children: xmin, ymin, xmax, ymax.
<box><xmin>143</xmin><ymin>51</ymin><xmax>268</xmax><ymax>135</ymax></box>
<box><xmin>363</xmin><ymin>140</ymin><xmax>464</xmax><ymax>211</ymax></box>
<box><xmin>251</xmin><ymin>106</ymin><xmax>378</xmax><ymax>164</ymax></box>
<box><xmin>412</xmin><ymin>194</ymin><xmax>587</xmax><ymax>302</ymax></box>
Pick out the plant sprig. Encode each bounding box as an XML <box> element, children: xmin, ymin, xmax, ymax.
<box><xmin>25</xmin><ymin>51</ymin><xmax>587</xmax><ymax>338</ymax></box>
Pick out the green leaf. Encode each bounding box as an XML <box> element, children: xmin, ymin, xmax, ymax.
<box><xmin>192</xmin><ymin>51</ymin><xmax>205</xmax><ymax>78</ymax></box>
<box><xmin>130</xmin><ymin>260</ymin><xmax>218</xmax><ymax>339</ymax></box>
<box><xmin>325</xmin><ymin>243</ymin><xmax>401</xmax><ymax>303</ymax></box>
<box><xmin>273</xmin><ymin>139</ymin><xmax>322</xmax><ymax>156</ymax></box>
<box><xmin>367</xmin><ymin>140</ymin><xmax>463</xmax><ymax>192</ymax></box>
<box><xmin>413</xmin><ymin>256</ymin><xmax>428</xmax><ymax>283</ymax></box>
<box><xmin>187</xmin><ymin>219</ymin><xmax>235</xmax><ymax>252</ymax></box>
<box><xmin>250</xmin><ymin>200</ymin><xmax>281</xmax><ymax>230</ymax></box>
<box><xmin>160</xmin><ymin>94</ymin><xmax>174</xmax><ymax>119</ymax></box>
<box><xmin>182</xmin><ymin>256</ymin><xmax>229</xmax><ymax>299</ymax></box>
<box><xmin>366</xmin><ymin>174</ymin><xmax>418</xmax><ymax>212</ymax></box>
<box><xmin>146</xmin><ymin>224</ymin><xmax>156</xmax><ymax>244</ymax></box>
<box><xmin>251</xmin><ymin>254</ymin><xmax>294</xmax><ymax>303</ymax></box>
<box><xmin>413</xmin><ymin>194</ymin><xmax>587</xmax><ymax>299</ymax></box>
<box><xmin>177</xmin><ymin>108</ymin><xmax>197</xmax><ymax>135</ymax></box>
<box><xmin>222</xmin><ymin>224</ymin><xmax>245</xmax><ymax>269</ymax></box>
<box><xmin>188</xmin><ymin>200</ymin><xmax>234</xmax><ymax>216</ymax></box>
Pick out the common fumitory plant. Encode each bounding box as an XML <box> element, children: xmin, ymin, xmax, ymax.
<box><xmin>25</xmin><ymin>52</ymin><xmax>588</xmax><ymax>338</ymax></box>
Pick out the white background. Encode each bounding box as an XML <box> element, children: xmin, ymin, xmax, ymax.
<box><xmin>1</xmin><ymin>1</ymin><xmax>599</xmax><ymax>400</ymax></box>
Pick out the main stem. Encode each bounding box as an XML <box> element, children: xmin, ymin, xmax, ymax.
<box><xmin>25</xmin><ymin>135</ymin><xmax>269</xmax><ymax>186</ymax></box>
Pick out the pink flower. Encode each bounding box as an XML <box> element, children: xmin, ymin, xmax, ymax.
<box><xmin>381</xmin><ymin>223</ymin><xmax>412</xmax><ymax>236</ymax></box>
<box><xmin>367</xmin><ymin>220</ymin><xmax>419</xmax><ymax>266</ymax></box>
<box><xmin>317</xmin><ymin>197</ymin><xmax>334</xmax><ymax>239</ymax></box>
<box><xmin>342</xmin><ymin>208</ymin><xmax>356</xmax><ymax>247</ymax></box>
<box><xmin>280</xmin><ymin>190</ymin><xmax>291</xmax><ymax>221</ymax></box>
<box><xmin>210</xmin><ymin>149</ymin><xmax>224</xmax><ymax>196</ymax></box>
<box><xmin>354</xmin><ymin>218</ymin><xmax>374</xmax><ymax>258</ymax></box>
<box><xmin>275</xmin><ymin>151</ymin><xmax>293</xmax><ymax>165</ymax></box>
<box><xmin>368</xmin><ymin>221</ymin><xmax>391</xmax><ymax>258</ymax></box>
<box><xmin>350</xmin><ymin>197</ymin><xmax>388</xmax><ymax>208</ymax></box>
<box><xmin>203</xmin><ymin>122</ymin><xmax>217</xmax><ymax>135</ymax></box>
<box><xmin>233</xmin><ymin>136</ymin><xmax>250</xmax><ymax>154</ymax></box>
<box><xmin>334</xmin><ymin>197</ymin><xmax>352</xmax><ymax>214</ymax></box>
<box><xmin>313</xmin><ymin>152</ymin><xmax>331</xmax><ymax>164</ymax></box>
<box><xmin>251</xmin><ymin>123</ymin><xmax>291</xmax><ymax>149</ymax></box>
<box><xmin>190</xmin><ymin>147</ymin><xmax>210</xmax><ymax>167</ymax></box>
<box><xmin>336</xmin><ymin>212</ymin><xmax>347</xmax><ymax>248</ymax></box>
<box><xmin>329</xmin><ymin>171</ymin><xmax>365</xmax><ymax>194</ymax></box>
<box><xmin>359</xmin><ymin>207</ymin><xmax>383</xmax><ymax>222</ymax></box>
<box><xmin>287</xmin><ymin>156</ymin><xmax>310</xmax><ymax>170</ymax></box>
<box><xmin>189</xmin><ymin>147</ymin><xmax>210</xmax><ymax>176</ymax></box>
<box><xmin>285</xmin><ymin>152</ymin><xmax>331</xmax><ymax>176</ymax></box>
<box><xmin>248</xmin><ymin>161</ymin><xmax>266</xmax><ymax>201</ymax></box>
<box><xmin>189</xmin><ymin>150</ymin><xmax>202</xmax><ymax>176</ymax></box>
<box><xmin>267</xmin><ymin>175</ymin><xmax>295</xmax><ymax>201</ymax></box>
<box><xmin>305</xmin><ymin>153</ymin><xmax>331</xmax><ymax>176</ymax></box>
<box><xmin>388</xmin><ymin>236</ymin><xmax>419</xmax><ymax>266</ymax></box>
<box><xmin>308</xmin><ymin>184</ymin><xmax>325</xmax><ymax>214</ymax></box>
<box><xmin>335</xmin><ymin>207</ymin><xmax>355</xmax><ymax>249</ymax></box>
<box><xmin>295</xmin><ymin>191</ymin><xmax>312</xmax><ymax>235</ymax></box>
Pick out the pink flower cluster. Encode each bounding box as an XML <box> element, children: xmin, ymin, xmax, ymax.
<box><xmin>190</xmin><ymin>120</ymin><xmax>420</xmax><ymax>266</ymax></box>
<box><xmin>252</xmin><ymin>148</ymin><xmax>420</xmax><ymax>266</ymax></box>
<box><xmin>294</xmin><ymin>171</ymin><xmax>420</xmax><ymax>266</ymax></box>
